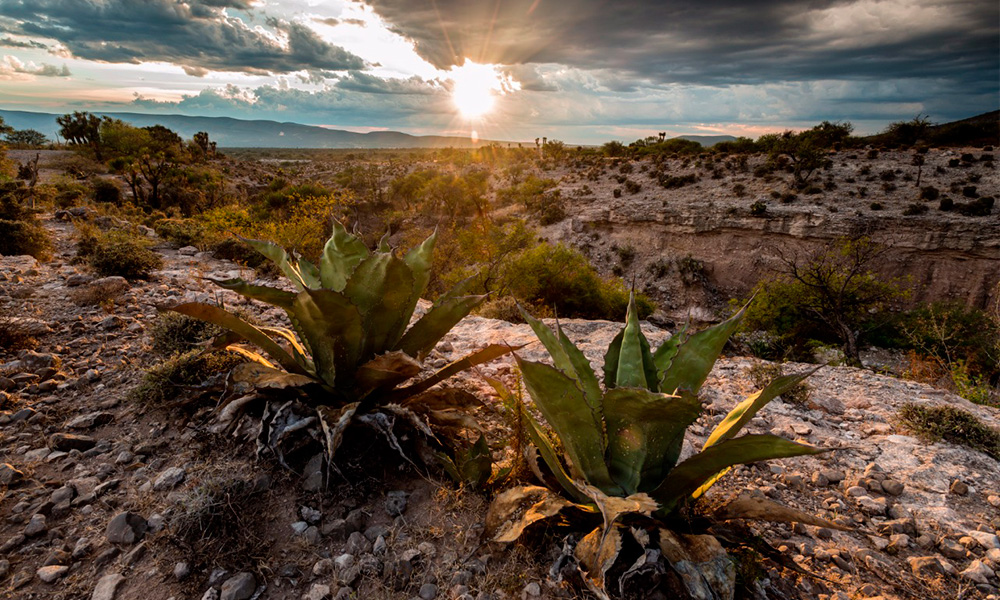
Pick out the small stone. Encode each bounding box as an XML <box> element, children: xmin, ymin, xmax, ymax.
<box><xmin>908</xmin><ymin>556</ymin><xmax>954</xmax><ymax>579</ymax></box>
<box><xmin>522</xmin><ymin>582</ymin><xmax>541</xmax><ymax>598</ymax></box>
<box><xmin>106</xmin><ymin>512</ymin><xmax>148</xmax><ymax>545</ymax></box>
<box><xmin>988</xmin><ymin>495</ymin><xmax>1000</xmax><ymax>508</ymax></box>
<box><xmin>37</xmin><ymin>565</ymin><xmax>70</xmax><ymax>583</ymax></box>
<box><xmin>345</xmin><ymin>508</ymin><xmax>367</xmax><ymax>533</ymax></box>
<box><xmin>300</xmin><ymin>506</ymin><xmax>321</xmax><ymax>523</ymax></box>
<box><xmin>880</xmin><ymin>480</ymin><xmax>904</xmax><ymax>496</ymax></box>
<box><xmin>419</xmin><ymin>582</ymin><xmax>439</xmax><ymax>600</ymax></box>
<box><xmin>345</xmin><ymin>531</ymin><xmax>372</xmax><ymax>555</ymax></box>
<box><xmin>321</xmin><ymin>519</ymin><xmax>348</xmax><ymax>540</ymax></box>
<box><xmin>334</xmin><ymin>554</ymin><xmax>355</xmax><ymax>571</ymax></box>
<box><xmin>385</xmin><ymin>490</ymin><xmax>408</xmax><ymax>517</ymax></box>
<box><xmin>968</xmin><ymin>531</ymin><xmax>1000</xmax><ymax>550</ymax></box>
<box><xmin>154</xmin><ymin>467</ymin><xmax>186</xmax><ymax>491</ymax></box>
<box><xmin>24</xmin><ymin>513</ymin><xmax>47</xmax><ymax>537</ymax></box>
<box><xmin>0</xmin><ymin>559</ymin><xmax>8</xmax><ymax>578</ymax></box>
<box><xmin>811</xmin><ymin>471</ymin><xmax>829</xmax><ymax>487</ymax></box>
<box><xmin>961</xmin><ymin>560</ymin><xmax>995</xmax><ymax>584</ymax></box>
<box><xmin>373</xmin><ymin>535</ymin><xmax>387</xmax><ymax>555</ymax></box>
<box><xmin>0</xmin><ymin>463</ymin><xmax>25</xmax><ymax>486</ymax></box>
<box><xmin>939</xmin><ymin>538</ymin><xmax>968</xmax><ymax>560</ymax></box>
<box><xmin>67</xmin><ymin>411</ymin><xmax>114</xmax><ymax>429</ymax></box>
<box><xmin>220</xmin><ymin>572</ymin><xmax>256</xmax><ymax>600</ymax></box>
<box><xmin>50</xmin><ymin>433</ymin><xmax>97</xmax><ymax>451</ymax></box>
<box><xmin>303</xmin><ymin>583</ymin><xmax>332</xmax><ymax>600</ymax></box>
<box><xmin>91</xmin><ymin>573</ymin><xmax>125</xmax><ymax>600</ymax></box>
<box><xmin>174</xmin><ymin>562</ymin><xmax>191</xmax><ymax>581</ymax></box>
<box><xmin>291</xmin><ymin>521</ymin><xmax>309</xmax><ymax>535</ymax></box>
<box><xmin>949</xmin><ymin>479</ymin><xmax>969</xmax><ymax>495</ymax></box>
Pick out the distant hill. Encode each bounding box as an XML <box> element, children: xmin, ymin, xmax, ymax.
<box><xmin>0</xmin><ymin>109</ymin><xmax>510</xmax><ymax>149</ymax></box>
<box><xmin>674</xmin><ymin>134</ymin><xmax>737</xmax><ymax>147</ymax></box>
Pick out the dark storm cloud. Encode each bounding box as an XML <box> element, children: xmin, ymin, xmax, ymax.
<box><xmin>363</xmin><ymin>0</ymin><xmax>998</xmax><ymax>89</ymax></box>
<box><xmin>334</xmin><ymin>71</ymin><xmax>441</xmax><ymax>94</ymax></box>
<box><xmin>0</xmin><ymin>0</ymin><xmax>365</xmax><ymax>74</ymax></box>
<box><xmin>0</xmin><ymin>37</ymin><xmax>49</xmax><ymax>50</ymax></box>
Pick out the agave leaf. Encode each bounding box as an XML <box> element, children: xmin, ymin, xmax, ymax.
<box><xmin>555</xmin><ymin>322</ymin><xmax>605</xmax><ymax>413</ymax></box>
<box><xmin>292</xmin><ymin>290</ymin><xmax>364</xmax><ymax>388</ymax></box>
<box><xmin>602</xmin><ymin>387</ymin><xmax>701</xmax><ymax>494</ymax></box>
<box><xmin>579</xmin><ymin>482</ymin><xmax>658</xmax><ymax>535</ymax></box>
<box><xmin>343</xmin><ymin>253</ymin><xmax>416</xmax><ymax>361</ymax></box>
<box><xmin>653</xmin><ymin>434</ymin><xmax>826</xmax><ymax>513</ymax></box>
<box><xmin>317</xmin><ymin>402</ymin><xmax>359</xmax><ymax>464</ymax></box>
<box><xmin>522</xmin><ymin>411</ymin><xmax>593</xmax><ymax>505</ymax></box>
<box><xmin>170</xmin><ymin>302</ymin><xmax>308</xmax><ymax>376</ymax></box>
<box><xmin>298</xmin><ymin>257</ymin><xmax>322</xmax><ymax>289</ymax></box>
<box><xmin>396</xmin><ymin>231</ymin><xmax>436</xmax><ymax>345</ymax></box>
<box><xmin>405</xmin><ymin>387</ymin><xmax>483</xmax><ymax>412</ymax></box>
<box><xmin>518</xmin><ymin>307</ymin><xmax>583</xmax><ymax>385</ymax></box>
<box><xmin>222</xmin><ymin>345</ymin><xmax>275</xmax><ymax>368</ymax></box>
<box><xmin>230</xmin><ymin>362</ymin><xmax>316</xmax><ymax>390</ymax></box>
<box><xmin>516</xmin><ymin>357</ymin><xmax>619</xmax><ymax>495</ymax></box>
<box><xmin>487</xmin><ymin>485</ymin><xmax>576</xmax><ymax>543</ymax></box>
<box><xmin>209</xmin><ymin>277</ymin><xmax>296</xmax><ymax>311</ymax></box>
<box><xmin>395</xmin><ymin>293</ymin><xmax>487</xmax><ymax>358</ymax></box>
<box><xmin>714</xmin><ymin>494</ymin><xmax>851</xmax><ymax>531</ymax></box>
<box><xmin>391</xmin><ymin>344</ymin><xmax>515</xmax><ymax>400</ymax></box>
<box><xmin>355</xmin><ymin>351</ymin><xmax>422</xmax><ymax>395</ymax></box>
<box><xmin>575</xmin><ymin>524</ymin><xmax>621</xmax><ymax>600</ymax></box>
<box><xmin>602</xmin><ymin>330</ymin><xmax>624</xmax><ymax>389</ymax></box>
<box><xmin>703</xmin><ymin>366</ymin><xmax>822</xmax><ymax>450</ymax></box>
<box><xmin>460</xmin><ymin>434</ymin><xmax>493</xmax><ymax>488</ymax></box>
<box><xmin>657</xmin><ymin>304</ymin><xmax>747</xmax><ymax>395</ymax></box>
<box><xmin>377</xmin><ymin>229</ymin><xmax>392</xmax><ymax>252</ymax></box>
<box><xmin>239</xmin><ymin>236</ymin><xmax>309</xmax><ymax>291</ymax></box>
<box><xmin>257</xmin><ymin>326</ymin><xmax>312</xmax><ymax>370</ymax></box>
<box><xmin>650</xmin><ymin>321</ymin><xmax>687</xmax><ymax>377</ymax></box>
<box><xmin>319</xmin><ymin>220</ymin><xmax>369</xmax><ymax>292</ymax></box>
<box><xmin>616</xmin><ymin>293</ymin><xmax>652</xmax><ymax>389</ymax></box>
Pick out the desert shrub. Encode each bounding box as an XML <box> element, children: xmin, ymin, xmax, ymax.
<box><xmin>68</xmin><ymin>277</ymin><xmax>129</xmax><ymax>307</ymax></box>
<box><xmin>624</xmin><ymin>179</ymin><xmax>642</xmax><ymax>194</ymax></box>
<box><xmin>677</xmin><ymin>254</ymin><xmax>706</xmax><ymax>286</ymax></box>
<box><xmin>150</xmin><ymin>312</ymin><xmax>223</xmax><ymax>356</ymax></box>
<box><xmin>733</xmin><ymin>183</ymin><xmax>746</xmax><ymax>197</ymax></box>
<box><xmin>746</xmin><ymin>361</ymin><xmax>810</xmax><ymax>405</ymax></box>
<box><xmin>612</xmin><ymin>243</ymin><xmax>637</xmax><ymax>267</ymax></box>
<box><xmin>903</xmin><ymin>203</ymin><xmax>928</xmax><ymax>216</ymax></box>
<box><xmin>505</xmin><ymin>243</ymin><xmax>654</xmax><ymax>320</ymax></box>
<box><xmin>869</xmin><ymin>202</ymin><xmax>883</xmax><ymax>211</ymax></box>
<box><xmin>890</xmin><ymin>302</ymin><xmax>1000</xmax><ymax>384</ymax></box>
<box><xmin>0</xmin><ymin>317</ymin><xmax>38</xmax><ymax>354</ymax></box>
<box><xmin>955</xmin><ymin>196</ymin><xmax>993</xmax><ymax>216</ymax></box>
<box><xmin>209</xmin><ymin>237</ymin><xmax>268</xmax><ymax>269</ymax></box>
<box><xmin>84</xmin><ymin>229</ymin><xmax>163</xmax><ymax>279</ymax></box>
<box><xmin>919</xmin><ymin>186</ymin><xmax>939</xmax><ymax>201</ymax></box>
<box><xmin>612</xmin><ymin>188</ymin><xmax>622</xmax><ymax>198</ymax></box>
<box><xmin>154</xmin><ymin>218</ymin><xmax>207</xmax><ymax>247</ymax></box>
<box><xmin>749</xmin><ymin>200</ymin><xmax>767</xmax><ymax>216</ymax></box>
<box><xmin>91</xmin><ymin>179</ymin><xmax>122</xmax><ymax>205</ymax></box>
<box><xmin>803</xmin><ymin>185</ymin><xmax>823</xmax><ymax>195</ymax></box>
<box><xmin>476</xmin><ymin>295</ymin><xmax>525</xmax><ymax>323</ymax></box>
<box><xmin>780</xmin><ymin>192</ymin><xmax>797</xmax><ymax>204</ymax></box>
<box><xmin>0</xmin><ymin>219</ymin><xmax>52</xmax><ymax>259</ymax></box>
<box><xmin>939</xmin><ymin>197</ymin><xmax>954</xmax><ymax>211</ymax></box>
<box><xmin>962</xmin><ymin>186</ymin><xmax>978</xmax><ymax>198</ymax></box>
<box><xmin>538</xmin><ymin>200</ymin><xmax>567</xmax><ymax>225</ymax></box>
<box><xmin>897</xmin><ymin>403</ymin><xmax>1000</xmax><ymax>460</ymax></box>
<box><xmin>131</xmin><ymin>349</ymin><xmax>245</xmax><ymax>405</ymax></box>
<box><xmin>659</xmin><ymin>173</ymin><xmax>698</xmax><ymax>189</ymax></box>
<box><xmin>647</xmin><ymin>258</ymin><xmax>671</xmax><ymax>279</ymax></box>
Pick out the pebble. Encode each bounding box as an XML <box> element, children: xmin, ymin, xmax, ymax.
<box><xmin>153</xmin><ymin>466</ymin><xmax>186</xmax><ymax>490</ymax></box>
<box><xmin>949</xmin><ymin>479</ymin><xmax>969</xmax><ymax>495</ymax></box>
<box><xmin>24</xmin><ymin>513</ymin><xmax>47</xmax><ymax>537</ymax></box>
<box><xmin>106</xmin><ymin>512</ymin><xmax>148</xmax><ymax>545</ymax></box>
<box><xmin>220</xmin><ymin>572</ymin><xmax>256</xmax><ymax>600</ymax></box>
<box><xmin>303</xmin><ymin>583</ymin><xmax>332</xmax><ymax>600</ymax></box>
<box><xmin>300</xmin><ymin>506</ymin><xmax>322</xmax><ymax>523</ymax></box>
<box><xmin>37</xmin><ymin>565</ymin><xmax>70</xmax><ymax>583</ymax></box>
<box><xmin>174</xmin><ymin>562</ymin><xmax>191</xmax><ymax>581</ymax></box>
<box><xmin>91</xmin><ymin>573</ymin><xmax>125</xmax><ymax>600</ymax></box>
<box><xmin>419</xmin><ymin>583</ymin><xmax>439</xmax><ymax>600</ymax></box>
<box><xmin>385</xmin><ymin>490</ymin><xmax>408</xmax><ymax>517</ymax></box>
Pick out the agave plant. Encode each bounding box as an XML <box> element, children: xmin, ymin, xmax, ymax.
<box><xmin>486</xmin><ymin>296</ymin><xmax>837</xmax><ymax>598</ymax></box>
<box><xmin>171</xmin><ymin>222</ymin><xmax>512</xmax><ymax>471</ymax></box>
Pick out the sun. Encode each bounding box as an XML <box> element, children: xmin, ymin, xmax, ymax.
<box><xmin>448</xmin><ymin>60</ymin><xmax>519</xmax><ymax>119</ymax></box>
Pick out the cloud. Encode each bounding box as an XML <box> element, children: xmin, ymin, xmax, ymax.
<box><xmin>0</xmin><ymin>0</ymin><xmax>366</xmax><ymax>75</ymax></box>
<box><xmin>0</xmin><ymin>37</ymin><xmax>48</xmax><ymax>50</ymax></box>
<box><xmin>362</xmin><ymin>0</ymin><xmax>997</xmax><ymax>90</ymax></box>
<box><xmin>0</xmin><ymin>54</ymin><xmax>71</xmax><ymax>79</ymax></box>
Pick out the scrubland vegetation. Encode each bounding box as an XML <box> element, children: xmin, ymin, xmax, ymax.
<box><xmin>1</xmin><ymin>110</ymin><xmax>998</xmax><ymax>599</ymax></box>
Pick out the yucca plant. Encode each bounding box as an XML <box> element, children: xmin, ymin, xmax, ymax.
<box><xmin>487</xmin><ymin>296</ymin><xmax>838</xmax><ymax>599</ymax></box>
<box><xmin>171</xmin><ymin>222</ymin><xmax>512</xmax><ymax>471</ymax></box>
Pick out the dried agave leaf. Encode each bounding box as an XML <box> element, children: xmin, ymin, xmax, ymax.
<box><xmin>487</xmin><ymin>485</ymin><xmax>577</xmax><ymax>543</ymax></box>
<box><xmin>574</xmin><ymin>524</ymin><xmax>621</xmax><ymax>600</ymax></box>
<box><xmin>714</xmin><ymin>494</ymin><xmax>851</xmax><ymax>531</ymax></box>
<box><xmin>316</xmin><ymin>402</ymin><xmax>359</xmax><ymax>464</ymax></box>
<box><xmin>230</xmin><ymin>363</ymin><xmax>316</xmax><ymax>390</ymax></box>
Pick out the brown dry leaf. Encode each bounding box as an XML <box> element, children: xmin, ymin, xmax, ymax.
<box><xmin>487</xmin><ymin>485</ymin><xmax>574</xmax><ymax>543</ymax></box>
<box><xmin>714</xmin><ymin>493</ymin><xmax>852</xmax><ymax>531</ymax></box>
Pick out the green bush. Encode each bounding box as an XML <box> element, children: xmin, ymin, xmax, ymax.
<box><xmin>150</xmin><ymin>312</ymin><xmax>223</xmax><ymax>356</ymax></box>
<box><xmin>92</xmin><ymin>179</ymin><xmax>122</xmax><ymax>205</ymax></box>
<box><xmin>154</xmin><ymin>218</ymin><xmax>207</xmax><ymax>247</ymax></box>
<box><xmin>0</xmin><ymin>219</ymin><xmax>52</xmax><ymax>259</ymax></box>
<box><xmin>84</xmin><ymin>229</ymin><xmax>163</xmax><ymax>279</ymax></box>
<box><xmin>131</xmin><ymin>350</ymin><xmax>245</xmax><ymax>405</ymax></box>
<box><xmin>897</xmin><ymin>403</ymin><xmax>999</xmax><ymax>460</ymax></box>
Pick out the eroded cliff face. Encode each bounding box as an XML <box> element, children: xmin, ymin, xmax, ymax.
<box><xmin>544</xmin><ymin>148</ymin><xmax>999</xmax><ymax>319</ymax></box>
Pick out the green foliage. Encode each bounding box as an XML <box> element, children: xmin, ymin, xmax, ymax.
<box><xmin>746</xmin><ymin>361</ymin><xmax>811</xmax><ymax>405</ymax></box>
<box><xmin>897</xmin><ymin>403</ymin><xmax>1000</xmax><ymax>460</ymax></box>
<box><xmin>80</xmin><ymin>229</ymin><xmax>163</xmax><ymax>280</ymax></box>
<box><xmin>92</xmin><ymin>179</ymin><xmax>122</xmax><ymax>205</ymax></box>
<box><xmin>171</xmin><ymin>223</ymin><xmax>512</xmax><ymax>464</ymax></box>
<box><xmin>0</xmin><ymin>219</ymin><xmax>52</xmax><ymax>260</ymax></box>
<box><xmin>5</xmin><ymin>129</ymin><xmax>49</xmax><ymax>147</ymax></box>
<box><xmin>154</xmin><ymin>218</ymin><xmax>207</xmax><ymax>247</ymax></box>
<box><xmin>487</xmin><ymin>297</ymin><xmax>825</xmax><ymax>597</ymax></box>
<box><xmin>496</xmin><ymin>175</ymin><xmax>557</xmax><ymax>209</ymax></box>
<box><xmin>131</xmin><ymin>349</ymin><xmax>246</xmax><ymax>405</ymax></box>
<box><xmin>150</xmin><ymin>312</ymin><xmax>223</xmax><ymax>356</ymax></box>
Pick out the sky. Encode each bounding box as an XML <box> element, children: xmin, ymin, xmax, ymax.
<box><xmin>0</xmin><ymin>0</ymin><xmax>996</xmax><ymax>145</ymax></box>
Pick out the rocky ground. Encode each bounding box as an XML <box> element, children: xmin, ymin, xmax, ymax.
<box><xmin>1</xmin><ymin>213</ymin><xmax>999</xmax><ymax>600</ymax></box>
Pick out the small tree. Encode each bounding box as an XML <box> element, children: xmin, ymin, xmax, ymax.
<box><xmin>57</xmin><ymin>111</ymin><xmax>107</xmax><ymax>160</ymax></box>
<box><xmin>5</xmin><ymin>129</ymin><xmax>49</xmax><ymax>147</ymax></box>
<box><xmin>745</xmin><ymin>237</ymin><xmax>907</xmax><ymax>366</ymax></box>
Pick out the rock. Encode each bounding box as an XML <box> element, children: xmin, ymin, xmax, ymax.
<box><xmin>106</xmin><ymin>512</ymin><xmax>148</xmax><ymax>544</ymax></box>
<box><xmin>522</xmin><ymin>582</ymin><xmax>541</xmax><ymax>599</ymax></box>
<box><xmin>91</xmin><ymin>573</ymin><xmax>125</xmax><ymax>600</ymax></box>
<box><xmin>385</xmin><ymin>490</ymin><xmax>408</xmax><ymax>517</ymax></box>
<box><xmin>373</xmin><ymin>535</ymin><xmax>387</xmax><ymax>555</ymax></box>
<box><xmin>322</xmin><ymin>518</ymin><xmax>348</xmax><ymax>540</ymax></box>
<box><xmin>65</xmin><ymin>273</ymin><xmax>93</xmax><ymax>287</ymax></box>
<box><xmin>939</xmin><ymin>538</ymin><xmax>968</xmax><ymax>560</ymax></box>
<box><xmin>345</xmin><ymin>531</ymin><xmax>372</xmax><ymax>555</ymax></box>
<box><xmin>67</xmin><ymin>411</ymin><xmax>114</xmax><ymax>429</ymax></box>
<box><xmin>179</xmin><ymin>246</ymin><xmax>199</xmax><ymax>256</ymax></box>
<box><xmin>303</xmin><ymin>583</ymin><xmax>332</xmax><ymax>600</ymax></box>
<box><xmin>201</xmin><ymin>589</ymin><xmax>220</xmax><ymax>600</ymax></box>
<box><xmin>961</xmin><ymin>560</ymin><xmax>995</xmax><ymax>584</ymax></box>
<box><xmin>73</xmin><ymin>537</ymin><xmax>92</xmax><ymax>559</ymax></box>
<box><xmin>300</xmin><ymin>506</ymin><xmax>321</xmax><ymax>523</ymax></box>
<box><xmin>17</xmin><ymin>350</ymin><xmax>61</xmax><ymax>372</ymax></box>
<box><xmin>853</xmin><ymin>495</ymin><xmax>888</xmax><ymax>516</ymax></box>
<box><xmin>908</xmin><ymin>556</ymin><xmax>955</xmax><ymax>579</ymax></box>
<box><xmin>50</xmin><ymin>433</ymin><xmax>97</xmax><ymax>451</ymax></box>
<box><xmin>968</xmin><ymin>531</ymin><xmax>1000</xmax><ymax>549</ymax></box>
<box><xmin>24</xmin><ymin>514</ymin><xmax>47</xmax><ymax>537</ymax></box>
<box><xmin>291</xmin><ymin>521</ymin><xmax>309</xmax><ymax>535</ymax></box>
<box><xmin>301</xmin><ymin>453</ymin><xmax>324</xmax><ymax>492</ymax></box>
<box><xmin>950</xmin><ymin>479</ymin><xmax>969</xmax><ymax>495</ymax></box>
<box><xmin>419</xmin><ymin>582</ymin><xmax>439</xmax><ymax>599</ymax></box>
<box><xmin>37</xmin><ymin>565</ymin><xmax>70</xmax><ymax>583</ymax></box>
<box><xmin>220</xmin><ymin>572</ymin><xmax>256</xmax><ymax>600</ymax></box>
<box><xmin>988</xmin><ymin>495</ymin><xmax>1000</xmax><ymax>508</ymax></box>
<box><xmin>153</xmin><ymin>466</ymin><xmax>186</xmax><ymax>490</ymax></box>
<box><xmin>0</xmin><ymin>559</ymin><xmax>8</xmax><ymax>578</ymax></box>
<box><xmin>880</xmin><ymin>479</ymin><xmax>904</xmax><ymax>496</ymax></box>
<box><xmin>173</xmin><ymin>561</ymin><xmax>191</xmax><ymax>581</ymax></box>
<box><xmin>334</xmin><ymin>554</ymin><xmax>355</xmax><ymax>571</ymax></box>
<box><xmin>344</xmin><ymin>509</ymin><xmax>366</xmax><ymax>534</ymax></box>
<box><xmin>0</xmin><ymin>463</ymin><xmax>25</xmax><ymax>486</ymax></box>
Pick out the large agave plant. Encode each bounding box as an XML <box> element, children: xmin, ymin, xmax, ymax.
<box><xmin>487</xmin><ymin>296</ymin><xmax>837</xmax><ymax>598</ymax></box>
<box><xmin>171</xmin><ymin>222</ymin><xmax>511</xmax><ymax>470</ymax></box>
